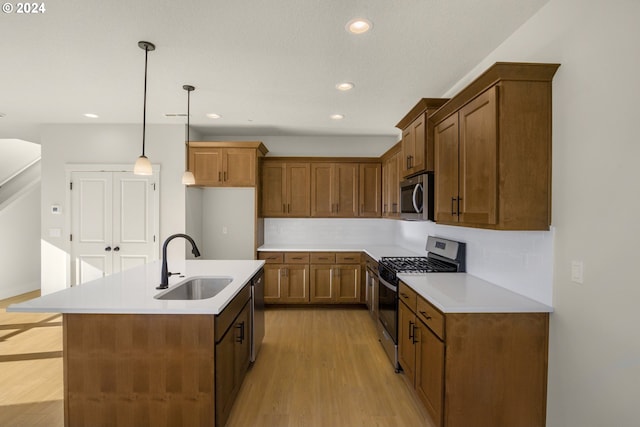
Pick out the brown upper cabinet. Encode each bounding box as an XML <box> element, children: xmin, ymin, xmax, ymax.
<box><xmin>187</xmin><ymin>141</ymin><xmax>268</xmax><ymax>187</ymax></box>
<box><xmin>261</xmin><ymin>161</ymin><xmax>310</xmax><ymax>217</ymax></box>
<box><xmin>381</xmin><ymin>142</ymin><xmax>402</xmax><ymax>218</ymax></box>
<box><xmin>359</xmin><ymin>163</ymin><xmax>382</xmax><ymax>217</ymax></box>
<box><xmin>311</xmin><ymin>162</ymin><xmax>358</xmax><ymax>217</ymax></box>
<box><xmin>431</xmin><ymin>62</ymin><xmax>560</xmax><ymax>230</ymax></box>
<box><xmin>396</xmin><ymin>98</ymin><xmax>449</xmax><ymax>178</ymax></box>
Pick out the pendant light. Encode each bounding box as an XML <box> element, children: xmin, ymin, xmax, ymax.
<box><xmin>133</xmin><ymin>41</ymin><xmax>156</xmax><ymax>175</ymax></box>
<box><xmin>181</xmin><ymin>84</ymin><xmax>196</xmax><ymax>185</ymax></box>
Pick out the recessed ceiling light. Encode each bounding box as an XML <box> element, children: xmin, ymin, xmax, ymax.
<box><xmin>346</xmin><ymin>18</ymin><xmax>372</xmax><ymax>34</ymax></box>
<box><xmin>336</xmin><ymin>82</ymin><xmax>355</xmax><ymax>91</ymax></box>
<box><xmin>330</xmin><ymin>114</ymin><xmax>344</xmax><ymax>120</ymax></box>
<box><xmin>84</xmin><ymin>113</ymin><xmax>99</xmax><ymax>118</ymax></box>
<box><xmin>206</xmin><ymin>113</ymin><xmax>221</xmax><ymax>119</ymax></box>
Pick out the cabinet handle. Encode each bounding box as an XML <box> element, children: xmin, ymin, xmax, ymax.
<box><xmin>383</xmin><ymin>203</ymin><xmax>387</xmax><ymax>213</ymax></box>
<box><xmin>218</xmin><ymin>172</ymin><xmax>222</xmax><ymax>182</ymax></box>
<box><xmin>236</xmin><ymin>322</ymin><xmax>245</xmax><ymax>343</ymax></box>
<box><xmin>288</xmin><ymin>204</ymin><xmax>291</xmax><ymax>213</ymax></box>
<box><xmin>457</xmin><ymin>197</ymin><xmax>462</xmax><ymax>216</ymax></box>
<box><xmin>412</xmin><ymin>324</ymin><xmax>418</xmax><ymax>344</ymax></box>
<box><xmin>292</xmin><ymin>257</ymin><xmax>303</xmax><ymax>260</ymax></box>
<box><xmin>400</xmin><ymin>292</ymin><xmax>409</xmax><ymax>299</ymax></box>
<box><xmin>451</xmin><ymin>197</ymin><xmax>456</xmax><ymax>216</ymax></box>
<box><xmin>419</xmin><ymin>310</ymin><xmax>432</xmax><ymax>320</ymax></box>
<box><xmin>406</xmin><ymin>156</ymin><xmax>410</xmax><ymax>170</ymax></box>
<box><xmin>409</xmin><ymin>320</ymin><xmax>415</xmax><ymax>341</ymax></box>
<box><xmin>224</xmin><ymin>171</ymin><xmax>227</xmax><ymax>182</ymax></box>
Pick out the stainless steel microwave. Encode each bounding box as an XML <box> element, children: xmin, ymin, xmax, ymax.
<box><xmin>400</xmin><ymin>173</ymin><xmax>434</xmax><ymax>221</ymax></box>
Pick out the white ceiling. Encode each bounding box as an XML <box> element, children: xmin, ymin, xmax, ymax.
<box><xmin>0</xmin><ymin>0</ymin><xmax>548</xmax><ymax>140</ymax></box>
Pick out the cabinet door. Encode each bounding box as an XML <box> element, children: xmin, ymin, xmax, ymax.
<box><xmin>335</xmin><ymin>264</ymin><xmax>360</xmax><ymax>303</ymax></box>
<box><xmin>216</xmin><ymin>301</ymin><xmax>251</xmax><ymax>427</ymax></box>
<box><xmin>409</xmin><ymin>114</ymin><xmax>426</xmax><ymax>174</ymax></box>
<box><xmin>389</xmin><ymin>151</ymin><xmax>401</xmax><ymax>216</ymax></box>
<box><xmin>310</xmin><ymin>264</ymin><xmax>333</xmax><ymax>302</ymax></box>
<box><xmin>358</xmin><ymin>163</ymin><xmax>381</xmax><ymax>217</ymax></box>
<box><xmin>398</xmin><ymin>301</ymin><xmax>417</xmax><ymax>383</ymax></box>
<box><xmin>262</xmin><ymin>162</ymin><xmax>286</xmax><ymax>217</ymax></box>
<box><xmin>310</xmin><ymin>163</ymin><xmax>334</xmax><ymax>217</ymax></box>
<box><xmin>190</xmin><ymin>147</ymin><xmax>223</xmax><ymax>186</ymax></box>
<box><xmin>335</xmin><ymin>163</ymin><xmax>358</xmax><ymax>217</ymax></box>
<box><xmin>401</xmin><ymin>127</ymin><xmax>415</xmax><ymax>177</ymax></box>
<box><xmin>434</xmin><ymin>114</ymin><xmax>460</xmax><ymax>223</ymax></box>
<box><xmin>283</xmin><ymin>264</ymin><xmax>309</xmax><ymax>303</ymax></box>
<box><xmin>415</xmin><ymin>320</ymin><xmax>445</xmax><ymax>427</ymax></box>
<box><xmin>458</xmin><ymin>86</ymin><xmax>498</xmax><ymax>225</ymax></box>
<box><xmin>223</xmin><ymin>148</ymin><xmax>255</xmax><ymax>186</ymax></box>
<box><xmin>263</xmin><ymin>264</ymin><xmax>283</xmax><ymax>303</ymax></box>
<box><xmin>235</xmin><ymin>301</ymin><xmax>252</xmax><ymax>381</ymax></box>
<box><xmin>286</xmin><ymin>163</ymin><xmax>311</xmax><ymax>217</ymax></box>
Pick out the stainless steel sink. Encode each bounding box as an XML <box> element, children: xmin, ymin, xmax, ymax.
<box><xmin>154</xmin><ymin>276</ymin><xmax>233</xmax><ymax>300</ymax></box>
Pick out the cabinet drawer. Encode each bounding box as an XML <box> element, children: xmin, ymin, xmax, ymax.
<box><xmin>215</xmin><ymin>284</ymin><xmax>251</xmax><ymax>341</ymax></box>
<box><xmin>284</xmin><ymin>252</ymin><xmax>310</xmax><ymax>264</ymax></box>
<box><xmin>310</xmin><ymin>252</ymin><xmax>336</xmax><ymax>264</ymax></box>
<box><xmin>258</xmin><ymin>252</ymin><xmax>284</xmax><ymax>263</ymax></box>
<box><xmin>398</xmin><ymin>282</ymin><xmax>418</xmax><ymax>312</ymax></box>
<box><xmin>417</xmin><ymin>297</ymin><xmax>445</xmax><ymax>340</ymax></box>
<box><xmin>336</xmin><ymin>252</ymin><xmax>361</xmax><ymax>264</ymax></box>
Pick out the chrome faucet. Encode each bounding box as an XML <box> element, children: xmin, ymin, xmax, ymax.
<box><xmin>157</xmin><ymin>233</ymin><xmax>201</xmax><ymax>289</ymax></box>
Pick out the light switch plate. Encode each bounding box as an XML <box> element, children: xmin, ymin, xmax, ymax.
<box><xmin>571</xmin><ymin>261</ymin><xmax>584</xmax><ymax>284</ymax></box>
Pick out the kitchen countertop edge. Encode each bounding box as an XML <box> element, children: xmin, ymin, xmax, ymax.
<box><xmin>7</xmin><ymin>260</ymin><xmax>265</xmax><ymax>315</ymax></box>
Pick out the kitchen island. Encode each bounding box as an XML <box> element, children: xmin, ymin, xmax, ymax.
<box><xmin>8</xmin><ymin>260</ymin><xmax>265</xmax><ymax>427</ymax></box>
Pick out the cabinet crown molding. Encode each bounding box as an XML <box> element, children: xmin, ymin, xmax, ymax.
<box><xmin>395</xmin><ymin>98</ymin><xmax>449</xmax><ymax>130</ymax></box>
<box><xmin>429</xmin><ymin>62</ymin><xmax>560</xmax><ymax>123</ymax></box>
<box><xmin>189</xmin><ymin>141</ymin><xmax>269</xmax><ymax>155</ymax></box>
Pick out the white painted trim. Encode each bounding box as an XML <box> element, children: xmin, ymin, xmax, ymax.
<box><xmin>64</xmin><ymin>164</ymin><xmax>161</xmax><ymax>288</ymax></box>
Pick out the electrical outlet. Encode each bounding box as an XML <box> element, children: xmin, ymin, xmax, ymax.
<box><xmin>571</xmin><ymin>261</ymin><xmax>584</xmax><ymax>284</ymax></box>
<box><xmin>222</xmin><ymin>226</ymin><xmax>228</xmax><ymax>234</ymax></box>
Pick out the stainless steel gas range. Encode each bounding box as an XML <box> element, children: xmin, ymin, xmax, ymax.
<box><xmin>377</xmin><ymin>236</ymin><xmax>466</xmax><ymax>371</ymax></box>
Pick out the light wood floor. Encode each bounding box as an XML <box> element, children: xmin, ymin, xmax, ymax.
<box><xmin>1</xmin><ymin>293</ymin><xmax>431</xmax><ymax>427</ymax></box>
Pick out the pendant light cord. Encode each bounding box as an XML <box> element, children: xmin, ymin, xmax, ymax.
<box><xmin>186</xmin><ymin>89</ymin><xmax>190</xmax><ymax>143</ymax></box>
<box><xmin>142</xmin><ymin>45</ymin><xmax>149</xmax><ymax>157</ymax></box>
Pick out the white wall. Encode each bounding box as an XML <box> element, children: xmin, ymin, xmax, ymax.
<box><xmin>457</xmin><ymin>0</ymin><xmax>640</xmax><ymax>425</ymax></box>
<box><xmin>0</xmin><ymin>185</ymin><xmax>41</xmax><ymax>300</ymax></box>
<box><xmin>199</xmin><ymin>188</ymin><xmax>255</xmax><ymax>260</ymax></box>
<box><xmin>40</xmin><ymin>124</ymin><xmax>187</xmax><ymax>294</ymax></box>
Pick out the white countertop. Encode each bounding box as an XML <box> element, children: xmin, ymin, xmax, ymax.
<box><xmin>7</xmin><ymin>260</ymin><xmax>265</xmax><ymax>315</ymax></box>
<box><xmin>398</xmin><ymin>273</ymin><xmax>553</xmax><ymax>313</ymax></box>
<box><xmin>258</xmin><ymin>244</ymin><xmax>422</xmax><ymax>261</ymax></box>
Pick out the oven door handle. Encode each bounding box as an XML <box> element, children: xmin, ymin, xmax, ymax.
<box><xmin>379</xmin><ymin>275</ymin><xmax>397</xmax><ymax>293</ymax></box>
<box><xmin>412</xmin><ymin>183</ymin><xmax>423</xmax><ymax>213</ymax></box>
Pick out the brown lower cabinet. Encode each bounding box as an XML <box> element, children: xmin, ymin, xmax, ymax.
<box><xmin>215</xmin><ymin>288</ymin><xmax>251</xmax><ymax>427</ymax></box>
<box><xmin>62</xmin><ymin>283</ymin><xmax>254</xmax><ymax>427</ymax></box>
<box><xmin>259</xmin><ymin>251</ymin><xmax>363</xmax><ymax>304</ymax></box>
<box><xmin>398</xmin><ymin>282</ymin><xmax>549</xmax><ymax>427</ymax></box>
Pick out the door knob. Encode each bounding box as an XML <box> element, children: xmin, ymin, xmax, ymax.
<box><xmin>105</xmin><ymin>246</ymin><xmax>112</xmax><ymax>251</ymax></box>
<box><xmin>113</xmin><ymin>246</ymin><xmax>120</xmax><ymax>252</ymax></box>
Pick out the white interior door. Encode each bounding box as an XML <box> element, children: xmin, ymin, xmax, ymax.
<box><xmin>70</xmin><ymin>170</ymin><xmax>158</xmax><ymax>285</ymax></box>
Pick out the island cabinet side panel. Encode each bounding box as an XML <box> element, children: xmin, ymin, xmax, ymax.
<box><xmin>63</xmin><ymin>314</ymin><xmax>216</xmax><ymax>427</ymax></box>
<box><xmin>443</xmin><ymin>312</ymin><xmax>549</xmax><ymax>427</ymax></box>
